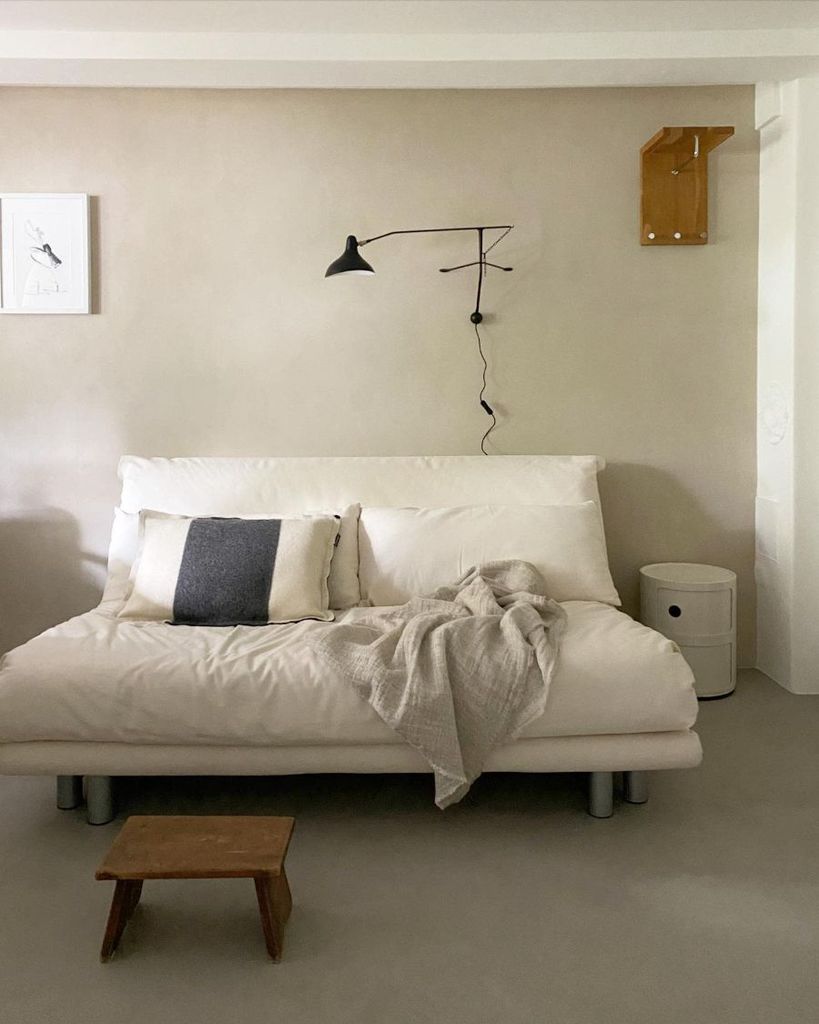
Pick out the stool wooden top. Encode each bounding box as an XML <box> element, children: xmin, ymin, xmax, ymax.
<box><xmin>95</xmin><ymin>815</ymin><xmax>295</xmax><ymax>881</ymax></box>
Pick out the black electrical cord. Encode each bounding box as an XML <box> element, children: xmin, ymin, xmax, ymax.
<box><xmin>474</xmin><ymin>322</ymin><xmax>496</xmax><ymax>455</ymax></box>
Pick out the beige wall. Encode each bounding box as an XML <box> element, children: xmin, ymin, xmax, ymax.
<box><xmin>0</xmin><ymin>86</ymin><xmax>758</xmax><ymax>661</ymax></box>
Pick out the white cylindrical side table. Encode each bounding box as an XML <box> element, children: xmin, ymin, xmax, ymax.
<box><xmin>640</xmin><ymin>563</ymin><xmax>737</xmax><ymax>700</ymax></box>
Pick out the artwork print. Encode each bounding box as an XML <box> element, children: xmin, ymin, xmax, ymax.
<box><xmin>0</xmin><ymin>194</ymin><xmax>89</xmax><ymax>314</ymax></box>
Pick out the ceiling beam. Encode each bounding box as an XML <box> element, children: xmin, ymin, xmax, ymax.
<box><xmin>1</xmin><ymin>26</ymin><xmax>818</xmax><ymax>88</ymax></box>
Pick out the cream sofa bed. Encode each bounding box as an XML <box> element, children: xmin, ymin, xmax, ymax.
<box><xmin>0</xmin><ymin>455</ymin><xmax>701</xmax><ymax>824</ymax></box>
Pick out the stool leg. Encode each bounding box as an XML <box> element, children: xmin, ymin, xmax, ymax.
<box><xmin>56</xmin><ymin>775</ymin><xmax>82</xmax><ymax>810</ymax></box>
<box><xmin>588</xmin><ymin>771</ymin><xmax>614</xmax><ymax>818</ymax></box>
<box><xmin>254</xmin><ymin>876</ymin><xmax>287</xmax><ymax>961</ymax></box>
<box><xmin>86</xmin><ymin>776</ymin><xmax>114</xmax><ymax>825</ymax></box>
<box><xmin>624</xmin><ymin>770</ymin><xmax>649</xmax><ymax>804</ymax></box>
<box><xmin>275</xmin><ymin>868</ymin><xmax>292</xmax><ymax>924</ymax></box>
<box><xmin>100</xmin><ymin>880</ymin><xmax>138</xmax><ymax>962</ymax></box>
<box><xmin>124</xmin><ymin>880</ymin><xmax>143</xmax><ymax>921</ymax></box>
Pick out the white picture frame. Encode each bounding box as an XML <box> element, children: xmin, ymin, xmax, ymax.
<box><xmin>0</xmin><ymin>193</ymin><xmax>90</xmax><ymax>314</ymax></box>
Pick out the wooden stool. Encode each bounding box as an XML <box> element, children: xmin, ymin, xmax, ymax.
<box><xmin>95</xmin><ymin>815</ymin><xmax>294</xmax><ymax>962</ymax></box>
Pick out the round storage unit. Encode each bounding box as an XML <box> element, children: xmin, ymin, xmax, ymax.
<box><xmin>640</xmin><ymin>562</ymin><xmax>737</xmax><ymax>700</ymax></box>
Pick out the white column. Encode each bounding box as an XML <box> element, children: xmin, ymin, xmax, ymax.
<box><xmin>755</xmin><ymin>78</ymin><xmax>819</xmax><ymax>694</ymax></box>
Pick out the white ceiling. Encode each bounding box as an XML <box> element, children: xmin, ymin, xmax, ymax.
<box><xmin>1</xmin><ymin>0</ymin><xmax>818</xmax><ymax>88</ymax></box>
<box><xmin>4</xmin><ymin>1</ymin><xmax>819</xmax><ymax>34</ymax></box>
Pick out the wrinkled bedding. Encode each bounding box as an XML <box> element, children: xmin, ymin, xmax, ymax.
<box><xmin>0</xmin><ymin>597</ymin><xmax>697</xmax><ymax>748</ymax></box>
<box><xmin>310</xmin><ymin>561</ymin><xmax>567</xmax><ymax>807</ymax></box>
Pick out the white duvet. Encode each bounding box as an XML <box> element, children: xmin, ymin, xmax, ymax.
<box><xmin>0</xmin><ymin>599</ymin><xmax>697</xmax><ymax>747</ymax></box>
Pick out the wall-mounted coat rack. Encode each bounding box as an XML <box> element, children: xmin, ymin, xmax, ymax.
<box><xmin>640</xmin><ymin>126</ymin><xmax>734</xmax><ymax>246</ymax></box>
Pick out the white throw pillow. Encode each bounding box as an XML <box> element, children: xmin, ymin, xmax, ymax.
<box><xmin>358</xmin><ymin>502</ymin><xmax>620</xmax><ymax>606</ymax></box>
<box><xmin>324</xmin><ymin>504</ymin><xmax>361</xmax><ymax>608</ymax></box>
<box><xmin>104</xmin><ymin>503</ymin><xmax>361</xmax><ymax>610</ymax></box>
<box><xmin>119</xmin><ymin>511</ymin><xmax>339</xmax><ymax>624</ymax></box>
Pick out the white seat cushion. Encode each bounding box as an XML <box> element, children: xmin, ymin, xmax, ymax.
<box><xmin>0</xmin><ymin>602</ymin><xmax>696</xmax><ymax>747</ymax></box>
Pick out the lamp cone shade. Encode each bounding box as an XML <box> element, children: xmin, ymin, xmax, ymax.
<box><xmin>325</xmin><ymin>235</ymin><xmax>375</xmax><ymax>277</ymax></box>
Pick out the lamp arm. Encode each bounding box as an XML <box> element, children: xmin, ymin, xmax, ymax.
<box><xmin>332</xmin><ymin>222</ymin><xmax>515</xmax><ymax>455</ymax></box>
<box><xmin>357</xmin><ymin>224</ymin><xmax>514</xmax><ymax>324</ymax></box>
<box><xmin>473</xmin><ymin>227</ymin><xmax>485</xmax><ymax>324</ymax></box>
<box><xmin>358</xmin><ymin>225</ymin><xmax>512</xmax><ymax>247</ymax></box>
<box><xmin>351</xmin><ymin>223</ymin><xmax>514</xmax><ymax>326</ymax></box>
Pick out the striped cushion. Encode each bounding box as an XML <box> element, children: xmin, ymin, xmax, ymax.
<box><xmin>119</xmin><ymin>512</ymin><xmax>339</xmax><ymax>625</ymax></box>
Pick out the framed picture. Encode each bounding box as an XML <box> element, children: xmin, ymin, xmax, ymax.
<box><xmin>0</xmin><ymin>193</ymin><xmax>90</xmax><ymax>314</ymax></box>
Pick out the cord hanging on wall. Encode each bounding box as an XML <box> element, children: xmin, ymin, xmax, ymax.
<box><xmin>325</xmin><ymin>224</ymin><xmax>514</xmax><ymax>454</ymax></box>
<box><xmin>474</xmin><ymin>322</ymin><xmax>496</xmax><ymax>455</ymax></box>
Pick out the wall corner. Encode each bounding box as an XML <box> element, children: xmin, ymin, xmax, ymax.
<box><xmin>755</xmin><ymin>81</ymin><xmax>782</xmax><ymax>130</ymax></box>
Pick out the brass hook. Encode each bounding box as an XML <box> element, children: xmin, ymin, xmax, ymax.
<box><xmin>671</xmin><ymin>133</ymin><xmax>700</xmax><ymax>176</ymax></box>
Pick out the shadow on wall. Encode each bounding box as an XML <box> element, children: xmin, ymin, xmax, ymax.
<box><xmin>601</xmin><ymin>462</ymin><xmax>717</xmax><ymax>615</ymax></box>
<box><xmin>599</xmin><ymin>462</ymin><xmax>755</xmax><ymax>663</ymax></box>
<box><xmin>0</xmin><ymin>510</ymin><xmax>103</xmax><ymax>656</ymax></box>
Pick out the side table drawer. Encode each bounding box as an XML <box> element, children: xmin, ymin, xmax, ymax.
<box><xmin>656</xmin><ymin>586</ymin><xmax>733</xmax><ymax>639</ymax></box>
<box><xmin>679</xmin><ymin>642</ymin><xmax>735</xmax><ymax>698</ymax></box>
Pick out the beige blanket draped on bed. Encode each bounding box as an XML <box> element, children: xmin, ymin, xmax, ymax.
<box><xmin>310</xmin><ymin>560</ymin><xmax>567</xmax><ymax>808</ymax></box>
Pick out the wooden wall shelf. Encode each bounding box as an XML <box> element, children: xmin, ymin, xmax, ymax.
<box><xmin>640</xmin><ymin>126</ymin><xmax>734</xmax><ymax>246</ymax></box>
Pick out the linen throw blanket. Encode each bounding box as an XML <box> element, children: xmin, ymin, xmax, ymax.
<box><xmin>310</xmin><ymin>560</ymin><xmax>567</xmax><ymax>808</ymax></box>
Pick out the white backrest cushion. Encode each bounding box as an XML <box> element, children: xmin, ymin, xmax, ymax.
<box><xmin>118</xmin><ymin>455</ymin><xmax>604</xmax><ymax>514</ymax></box>
<box><xmin>102</xmin><ymin>506</ymin><xmax>142</xmax><ymax>607</ymax></box>
<box><xmin>358</xmin><ymin>503</ymin><xmax>620</xmax><ymax>606</ymax></box>
<box><xmin>110</xmin><ymin>456</ymin><xmax>607</xmax><ymax>606</ymax></box>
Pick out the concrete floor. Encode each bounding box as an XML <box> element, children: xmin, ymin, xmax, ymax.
<box><xmin>0</xmin><ymin>669</ymin><xmax>817</xmax><ymax>1024</ymax></box>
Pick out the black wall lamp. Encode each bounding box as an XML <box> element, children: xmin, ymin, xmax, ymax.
<box><xmin>325</xmin><ymin>224</ymin><xmax>514</xmax><ymax>324</ymax></box>
<box><xmin>324</xmin><ymin>224</ymin><xmax>515</xmax><ymax>454</ymax></box>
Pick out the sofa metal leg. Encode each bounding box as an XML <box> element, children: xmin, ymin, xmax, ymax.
<box><xmin>86</xmin><ymin>776</ymin><xmax>114</xmax><ymax>825</ymax></box>
<box><xmin>588</xmin><ymin>771</ymin><xmax>614</xmax><ymax>818</ymax></box>
<box><xmin>56</xmin><ymin>775</ymin><xmax>83</xmax><ymax>810</ymax></box>
<box><xmin>623</xmin><ymin>770</ymin><xmax>649</xmax><ymax>804</ymax></box>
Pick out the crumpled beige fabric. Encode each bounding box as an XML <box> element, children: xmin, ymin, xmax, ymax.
<box><xmin>310</xmin><ymin>560</ymin><xmax>567</xmax><ymax>808</ymax></box>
